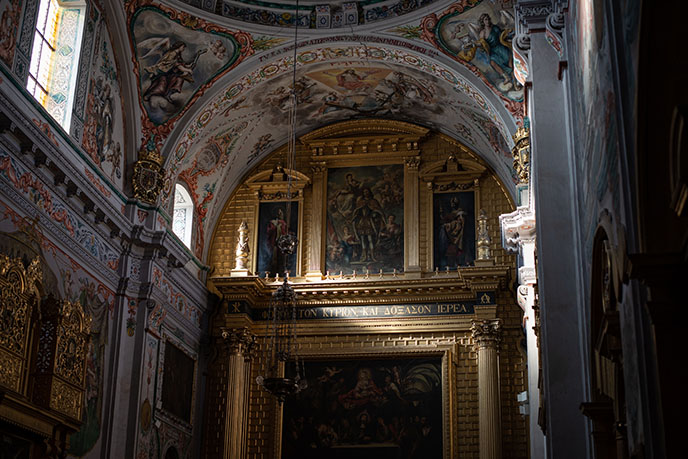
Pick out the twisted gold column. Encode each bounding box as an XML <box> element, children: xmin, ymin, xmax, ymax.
<box><xmin>472</xmin><ymin>319</ymin><xmax>502</xmax><ymax>459</ymax></box>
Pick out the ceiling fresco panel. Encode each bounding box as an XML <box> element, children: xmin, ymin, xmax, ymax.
<box><xmin>132</xmin><ymin>7</ymin><xmax>241</xmax><ymax>125</ymax></box>
<box><xmin>175</xmin><ymin>0</ymin><xmax>444</xmax><ymax>29</ymax></box>
<box><xmin>126</xmin><ymin>0</ymin><xmax>254</xmax><ymax>140</ymax></box>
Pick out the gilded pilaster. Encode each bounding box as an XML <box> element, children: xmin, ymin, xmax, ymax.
<box><xmin>306</xmin><ymin>163</ymin><xmax>326</xmax><ymax>280</ymax></box>
<box><xmin>404</xmin><ymin>155</ymin><xmax>421</xmax><ymax>276</ymax></box>
<box><xmin>472</xmin><ymin>319</ymin><xmax>502</xmax><ymax>459</ymax></box>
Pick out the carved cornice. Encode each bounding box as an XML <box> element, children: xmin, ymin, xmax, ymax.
<box><xmin>471</xmin><ymin>319</ymin><xmax>502</xmax><ymax>348</ymax></box>
<box><xmin>301</xmin><ymin>119</ymin><xmax>429</xmax><ymax>159</ymax></box>
<box><xmin>244</xmin><ymin>167</ymin><xmax>310</xmax><ymax>199</ymax></box>
<box><xmin>515</xmin><ymin>1</ymin><xmax>553</xmax><ymax>31</ymax></box>
<box><xmin>211</xmin><ymin>265</ymin><xmax>510</xmax><ymax>308</ymax></box>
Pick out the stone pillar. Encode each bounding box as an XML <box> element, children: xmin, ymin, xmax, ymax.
<box><xmin>306</xmin><ymin>163</ymin><xmax>326</xmax><ymax>280</ymax></box>
<box><xmin>529</xmin><ymin>22</ymin><xmax>588</xmax><ymax>458</ymax></box>
<box><xmin>472</xmin><ymin>319</ymin><xmax>502</xmax><ymax>459</ymax></box>
<box><xmin>404</xmin><ymin>155</ymin><xmax>421</xmax><ymax>277</ymax></box>
<box><xmin>221</xmin><ymin>327</ymin><xmax>256</xmax><ymax>459</ymax></box>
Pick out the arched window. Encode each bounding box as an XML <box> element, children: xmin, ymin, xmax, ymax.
<box><xmin>27</xmin><ymin>0</ymin><xmax>86</xmax><ymax>130</ymax></box>
<box><xmin>173</xmin><ymin>184</ymin><xmax>193</xmax><ymax>248</ymax></box>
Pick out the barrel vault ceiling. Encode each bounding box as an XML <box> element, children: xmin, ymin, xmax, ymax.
<box><xmin>110</xmin><ymin>0</ymin><xmax>523</xmax><ymax>260</ymax></box>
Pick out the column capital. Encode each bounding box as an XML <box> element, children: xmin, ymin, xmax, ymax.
<box><xmin>221</xmin><ymin>327</ymin><xmax>257</xmax><ymax>360</ymax></box>
<box><xmin>471</xmin><ymin>319</ymin><xmax>502</xmax><ymax>348</ymax></box>
<box><xmin>310</xmin><ymin>161</ymin><xmax>327</xmax><ymax>175</ymax></box>
<box><xmin>404</xmin><ymin>155</ymin><xmax>421</xmax><ymax>170</ymax></box>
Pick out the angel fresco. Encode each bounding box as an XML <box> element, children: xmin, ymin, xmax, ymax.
<box><xmin>139</xmin><ymin>38</ymin><xmax>207</xmax><ymax>104</ymax></box>
<box><xmin>439</xmin><ymin>8</ymin><xmax>521</xmax><ymax>98</ymax></box>
<box><xmin>132</xmin><ymin>8</ymin><xmax>238</xmax><ymax>124</ymax></box>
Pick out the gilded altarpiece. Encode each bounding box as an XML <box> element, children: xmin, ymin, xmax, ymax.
<box><xmin>0</xmin><ymin>255</ymin><xmax>92</xmax><ymax>456</ymax></box>
<box><xmin>206</xmin><ymin>121</ymin><xmax>526</xmax><ymax>458</ymax></box>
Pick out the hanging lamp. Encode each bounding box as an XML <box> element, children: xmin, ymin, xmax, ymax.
<box><xmin>255</xmin><ymin>0</ymin><xmax>306</xmax><ymax>403</ymax></box>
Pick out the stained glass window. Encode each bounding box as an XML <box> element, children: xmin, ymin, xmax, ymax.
<box><xmin>173</xmin><ymin>184</ymin><xmax>193</xmax><ymax>248</ymax></box>
<box><xmin>27</xmin><ymin>0</ymin><xmax>85</xmax><ymax>130</ymax></box>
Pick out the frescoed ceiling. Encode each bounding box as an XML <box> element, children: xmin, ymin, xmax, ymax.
<box><xmin>115</xmin><ymin>0</ymin><xmax>522</xmax><ymax>260</ymax></box>
<box><xmin>177</xmin><ymin>0</ymin><xmax>444</xmax><ymax>29</ymax></box>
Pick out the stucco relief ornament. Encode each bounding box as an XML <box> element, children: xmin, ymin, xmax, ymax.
<box><xmin>476</xmin><ymin>209</ymin><xmax>492</xmax><ymax>261</ymax></box>
<box><xmin>133</xmin><ymin>142</ymin><xmax>165</xmax><ymax>204</ymax></box>
<box><xmin>512</xmin><ymin>124</ymin><xmax>530</xmax><ymax>184</ymax></box>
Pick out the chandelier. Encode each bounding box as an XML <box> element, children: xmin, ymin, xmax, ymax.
<box><xmin>255</xmin><ymin>0</ymin><xmax>306</xmax><ymax>402</ymax></box>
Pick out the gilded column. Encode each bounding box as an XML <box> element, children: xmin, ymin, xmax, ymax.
<box><xmin>221</xmin><ymin>327</ymin><xmax>256</xmax><ymax>459</ymax></box>
<box><xmin>404</xmin><ymin>155</ymin><xmax>421</xmax><ymax>277</ymax></box>
<box><xmin>306</xmin><ymin>163</ymin><xmax>326</xmax><ymax>280</ymax></box>
<box><xmin>472</xmin><ymin>319</ymin><xmax>502</xmax><ymax>459</ymax></box>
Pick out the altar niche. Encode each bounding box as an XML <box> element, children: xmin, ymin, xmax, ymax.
<box><xmin>433</xmin><ymin>190</ymin><xmax>477</xmax><ymax>269</ymax></box>
<box><xmin>245</xmin><ymin>166</ymin><xmax>310</xmax><ymax>278</ymax></box>
<box><xmin>420</xmin><ymin>154</ymin><xmax>487</xmax><ymax>272</ymax></box>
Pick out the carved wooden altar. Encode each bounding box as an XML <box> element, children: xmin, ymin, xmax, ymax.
<box><xmin>0</xmin><ymin>255</ymin><xmax>91</xmax><ymax>457</ymax></box>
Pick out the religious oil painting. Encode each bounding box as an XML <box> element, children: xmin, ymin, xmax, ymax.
<box><xmin>256</xmin><ymin>201</ymin><xmax>299</xmax><ymax>277</ymax></box>
<box><xmin>326</xmin><ymin>165</ymin><xmax>403</xmax><ymax>274</ymax></box>
<box><xmin>131</xmin><ymin>7</ymin><xmax>239</xmax><ymax>125</ymax></box>
<box><xmin>161</xmin><ymin>341</ymin><xmax>195</xmax><ymax>424</ymax></box>
<box><xmin>433</xmin><ymin>191</ymin><xmax>476</xmax><ymax>269</ymax></box>
<box><xmin>281</xmin><ymin>357</ymin><xmax>443</xmax><ymax>459</ymax></box>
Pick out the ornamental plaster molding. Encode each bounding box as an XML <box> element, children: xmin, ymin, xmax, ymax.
<box><xmin>518</xmin><ymin>266</ymin><xmax>537</xmax><ymax>287</ymax></box>
<box><xmin>499</xmin><ymin>205</ymin><xmax>537</xmax><ymax>253</ymax></box>
<box><xmin>515</xmin><ymin>1</ymin><xmax>553</xmax><ymax>31</ymax></box>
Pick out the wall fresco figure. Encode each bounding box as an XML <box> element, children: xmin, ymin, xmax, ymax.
<box><xmin>141</xmin><ymin>39</ymin><xmax>208</xmax><ymax>104</ymax></box>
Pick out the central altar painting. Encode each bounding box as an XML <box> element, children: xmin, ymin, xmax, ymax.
<box><xmin>281</xmin><ymin>356</ymin><xmax>443</xmax><ymax>459</ymax></box>
<box><xmin>326</xmin><ymin>165</ymin><xmax>404</xmax><ymax>274</ymax></box>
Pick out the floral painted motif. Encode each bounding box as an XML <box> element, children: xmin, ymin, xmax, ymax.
<box><xmin>0</xmin><ymin>149</ymin><xmax>121</xmax><ymax>268</ymax></box>
<box><xmin>0</xmin><ymin>0</ymin><xmax>22</xmax><ymax>67</ymax></box>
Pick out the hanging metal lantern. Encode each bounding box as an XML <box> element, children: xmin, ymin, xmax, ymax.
<box><xmin>256</xmin><ymin>274</ymin><xmax>306</xmax><ymax>402</ymax></box>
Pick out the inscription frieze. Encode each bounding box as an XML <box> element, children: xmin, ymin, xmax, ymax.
<box><xmin>226</xmin><ymin>291</ymin><xmax>495</xmax><ymax>321</ymax></box>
